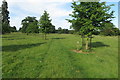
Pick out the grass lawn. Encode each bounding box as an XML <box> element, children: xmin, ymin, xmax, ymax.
<box><xmin>2</xmin><ymin>32</ymin><xmax>118</xmax><ymax>78</ymax></box>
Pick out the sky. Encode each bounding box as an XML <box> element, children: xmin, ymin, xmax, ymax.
<box><xmin>0</xmin><ymin>0</ymin><xmax>119</xmax><ymax>30</ymax></box>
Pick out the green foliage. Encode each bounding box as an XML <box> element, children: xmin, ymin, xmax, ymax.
<box><xmin>69</xmin><ymin>30</ymin><xmax>74</xmax><ymax>34</ymax></box>
<box><xmin>67</xmin><ymin>2</ymin><xmax>115</xmax><ymax>36</ymax></box>
<box><xmin>18</xmin><ymin>27</ymin><xmax>22</xmax><ymax>32</ymax></box>
<box><xmin>100</xmin><ymin>22</ymin><xmax>120</xmax><ymax>36</ymax></box>
<box><xmin>39</xmin><ymin>11</ymin><xmax>53</xmax><ymax>33</ymax></box>
<box><xmin>67</xmin><ymin>1</ymin><xmax>115</xmax><ymax>50</ymax></box>
<box><xmin>57</xmin><ymin>27</ymin><xmax>62</xmax><ymax>34</ymax></box>
<box><xmin>56</xmin><ymin>27</ymin><xmax>74</xmax><ymax>34</ymax></box>
<box><xmin>26</xmin><ymin>22</ymin><xmax>39</xmax><ymax>33</ymax></box>
<box><xmin>39</xmin><ymin>10</ymin><xmax>54</xmax><ymax>39</ymax></box>
<box><xmin>2</xmin><ymin>0</ymin><xmax>10</xmax><ymax>34</ymax></box>
<box><xmin>10</xmin><ymin>26</ymin><xmax>17</xmax><ymax>32</ymax></box>
<box><xmin>21</xmin><ymin>16</ymin><xmax>39</xmax><ymax>33</ymax></box>
<box><xmin>57</xmin><ymin>27</ymin><xmax>69</xmax><ymax>34</ymax></box>
<box><xmin>49</xmin><ymin>25</ymin><xmax>55</xmax><ymax>33</ymax></box>
<box><xmin>62</xmin><ymin>29</ymin><xmax>69</xmax><ymax>34</ymax></box>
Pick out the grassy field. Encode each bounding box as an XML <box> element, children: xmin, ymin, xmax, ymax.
<box><xmin>2</xmin><ymin>32</ymin><xmax>118</xmax><ymax>78</ymax></box>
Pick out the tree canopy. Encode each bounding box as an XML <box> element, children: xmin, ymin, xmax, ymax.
<box><xmin>67</xmin><ymin>1</ymin><xmax>115</xmax><ymax>50</ymax></box>
<box><xmin>2</xmin><ymin>0</ymin><xmax>10</xmax><ymax>34</ymax></box>
<box><xmin>39</xmin><ymin>10</ymin><xmax>54</xmax><ymax>39</ymax></box>
<box><xmin>21</xmin><ymin>16</ymin><xmax>39</xmax><ymax>33</ymax></box>
<box><xmin>67</xmin><ymin>2</ymin><xmax>115</xmax><ymax>36</ymax></box>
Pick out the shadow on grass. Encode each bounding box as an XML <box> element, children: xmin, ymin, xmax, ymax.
<box><xmin>2</xmin><ymin>42</ymin><xmax>46</xmax><ymax>52</ymax></box>
<box><xmin>52</xmin><ymin>38</ymin><xmax>65</xmax><ymax>39</ymax></box>
<box><xmin>91</xmin><ymin>42</ymin><xmax>110</xmax><ymax>48</ymax></box>
<box><xmin>6</xmin><ymin>38</ymin><xmax>26</xmax><ymax>40</ymax></box>
<box><xmin>2</xmin><ymin>36</ymin><xmax>26</xmax><ymax>40</ymax></box>
<box><xmin>2</xmin><ymin>36</ymin><xmax>17</xmax><ymax>38</ymax></box>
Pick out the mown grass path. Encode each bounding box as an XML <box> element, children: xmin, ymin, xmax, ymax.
<box><xmin>2</xmin><ymin>33</ymin><xmax>118</xmax><ymax>78</ymax></box>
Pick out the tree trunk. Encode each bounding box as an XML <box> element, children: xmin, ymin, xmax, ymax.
<box><xmin>85</xmin><ymin>38</ymin><xmax>89</xmax><ymax>50</ymax></box>
<box><xmin>81</xmin><ymin>35</ymin><xmax>85</xmax><ymax>50</ymax></box>
<box><xmin>44</xmin><ymin>33</ymin><xmax>46</xmax><ymax>40</ymax></box>
<box><xmin>89</xmin><ymin>36</ymin><xmax>92</xmax><ymax>49</ymax></box>
<box><xmin>44</xmin><ymin>27</ymin><xmax>47</xmax><ymax>40</ymax></box>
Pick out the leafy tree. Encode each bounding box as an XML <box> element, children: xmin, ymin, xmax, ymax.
<box><xmin>67</xmin><ymin>1</ymin><xmax>115</xmax><ymax>51</ymax></box>
<box><xmin>26</xmin><ymin>21</ymin><xmax>39</xmax><ymax>34</ymax></box>
<box><xmin>39</xmin><ymin>10</ymin><xmax>53</xmax><ymax>39</ymax></box>
<box><xmin>2</xmin><ymin>0</ymin><xmax>10</xmax><ymax>34</ymax></box>
<box><xmin>21</xmin><ymin>16</ymin><xmax>39</xmax><ymax>34</ymax></box>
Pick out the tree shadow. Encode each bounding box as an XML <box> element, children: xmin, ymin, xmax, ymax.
<box><xmin>2</xmin><ymin>42</ymin><xmax>46</xmax><ymax>52</ymax></box>
<box><xmin>2</xmin><ymin>36</ymin><xmax>17</xmax><ymax>38</ymax></box>
<box><xmin>2</xmin><ymin>36</ymin><xmax>26</xmax><ymax>40</ymax></box>
<box><xmin>52</xmin><ymin>38</ymin><xmax>65</xmax><ymax>39</ymax></box>
<box><xmin>91</xmin><ymin>42</ymin><xmax>110</xmax><ymax>48</ymax></box>
<box><xmin>6</xmin><ymin>38</ymin><xmax>26</xmax><ymax>40</ymax></box>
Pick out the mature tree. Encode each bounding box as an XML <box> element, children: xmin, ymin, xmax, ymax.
<box><xmin>39</xmin><ymin>10</ymin><xmax>53</xmax><ymax>39</ymax></box>
<box><xmin>21</xmin><ymin>16</ymin><xmax>39</xmax><ymax>34</ymax></box>
<box><xmin>26</xmin><ymin>21</ymin><xmax>39</xmax><ymax>34</ymax></box>
<box><xmin>2</xmin><ymin>0</ymin><xmax>10</xmax><ymax>34</ymax></box>
<box><xmin>67</xmin><ymin>1</ymin><xmax>115</xmax><ymax>51</ymax></box>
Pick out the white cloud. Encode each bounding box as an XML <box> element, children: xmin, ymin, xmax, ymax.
<box><xmin>0</xmin><ymin>0</ymin><xmax>73</xmax><ymax>30</ymax></box>
<box><xmin>0</xmin><ymin>0</ymin><xmax>118</xmax><ymax>30</ymax></box>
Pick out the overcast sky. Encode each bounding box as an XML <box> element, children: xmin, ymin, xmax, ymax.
<box><xmin>0</xmin><ymin>0</ymin><xmax>119</xmax><ymax>30</ymax></box>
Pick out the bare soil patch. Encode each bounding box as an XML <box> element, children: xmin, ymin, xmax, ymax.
<box><xmin>71</xmin><ymin>49</ymin><xmax>95</xmax><ymax>54</ymax></box>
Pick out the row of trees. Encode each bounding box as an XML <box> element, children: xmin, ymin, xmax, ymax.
<box><xmin>19</xmin><ymin>11</ymin><xmax>55</xmax><ymax>39</ymax></box>
<box><xmin>19</xmin><ymin>11</ymin><xmax>74</xmax><ymax>39</ymax></box>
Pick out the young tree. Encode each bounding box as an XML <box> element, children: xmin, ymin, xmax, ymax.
<box><xmin>67</xmin><ymin>1</ymin><xmax>115</xmax><ymax>51</ymax></box>
<box><xmin>39</xmin><ymin>10</ymin><xmax>53</xmax><ymax>39</ymax></box>
<box><xmin>2</xmin><ymin>0</ymin><xmax>10</xmax><ymax>34</ymax></box>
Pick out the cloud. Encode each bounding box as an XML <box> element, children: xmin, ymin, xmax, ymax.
<box><xmin>0</xmin><ymin>0</ymin><xmax>73</xmax><ymax>30</ymax></box>
<box><xmin>0</xmin><ymin>0</ymin><xmax>118</xmax><ymax>30</ymax></box>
